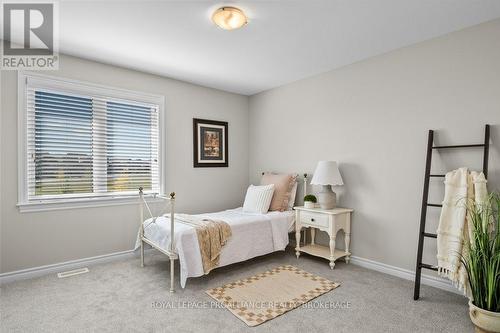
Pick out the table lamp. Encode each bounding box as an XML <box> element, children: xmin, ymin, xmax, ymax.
<box><xmin>310</xmin><ymin>161</ymin><xmax>343</xmax><ymax>209</ymax></box>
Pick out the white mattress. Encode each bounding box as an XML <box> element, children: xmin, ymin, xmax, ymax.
<box><xmin>136</xmin><ymin>208</ymin><xmax>295</xmax><ymax>288</ymax></box>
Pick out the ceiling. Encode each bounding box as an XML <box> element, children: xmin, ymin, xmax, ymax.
<box><xmin>55</xmin><ymin>1</ymin><xmax>500</xmax><ymax>94</ymax></box>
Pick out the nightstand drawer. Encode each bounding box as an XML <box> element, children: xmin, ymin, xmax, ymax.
<box><xmin>300</xmin><ymin>211</ymin><xmax>329</xmax><ymax>228</ymax></box>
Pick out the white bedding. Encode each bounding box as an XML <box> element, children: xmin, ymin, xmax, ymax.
<box><xmin>135</xmin><ymin>207</ymin><xmax>295</xmax><ymax>288</ymax></box>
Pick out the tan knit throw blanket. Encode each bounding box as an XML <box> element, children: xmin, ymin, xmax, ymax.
<box><xmin>436</xmin><ymin>167</ymin><xmax>487</xmax><ymax>294</ymax></box>
<box><xmin>175</xmin><ymin>214</ymin><xmax>232</xmax><ymax>274</ymax></box>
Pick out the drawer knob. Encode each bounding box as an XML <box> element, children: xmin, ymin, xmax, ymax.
<box><xmin>311</xmin><ymin>218</ymin><xmax>315</xmax><ymax>221</ymax></box>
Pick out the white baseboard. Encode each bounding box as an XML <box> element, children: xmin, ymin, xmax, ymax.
<box><xmin>0</xmin><ymin>249</ymin><xmax>138</xmax><ymax>285</ymax></box>
<box><xmin>1</xmin><ymin>247</ymin><xmax>463</xmax><ymax>296</ymax></box>
<box><xmin>289</xmin><ymin>237</ymin><xmax>462</xmax><ymax>295</ymax></box>
<box><xmin>349</xmin><ymin>255</ymin><xmax>463</xmax><ymax>296</ymax></box>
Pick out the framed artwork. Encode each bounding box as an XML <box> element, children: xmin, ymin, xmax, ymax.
<box><xmin>193</xmin><ymin>118</ymin><xmax>228</xmax><ymax>167</ymax></box>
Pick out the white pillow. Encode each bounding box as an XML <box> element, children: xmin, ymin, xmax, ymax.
<box><xmin>242</xmin><ymin>184</ymin><xmax>275</xmax><ymax>214</ymax></box>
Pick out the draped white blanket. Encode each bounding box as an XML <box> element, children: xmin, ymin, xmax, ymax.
<box><xmin>136</xmin><ymin>208</ymin><xmax>295</xmax><ymax>288</ymax></box>
<box><xmin>436</xmin><ymin>167</ymin><xmax>487</xmax><ymax>293</ymax></box>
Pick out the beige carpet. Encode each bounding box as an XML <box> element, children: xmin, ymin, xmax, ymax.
<box><xmin>1</xmin><ymin>250</ymin><xmax>473</xmax><ymax>332</ymax></box>
<box><xmin>206</xmin><ymin>265</ymin><xmax>339</xmax><ymax>326</ymax></box>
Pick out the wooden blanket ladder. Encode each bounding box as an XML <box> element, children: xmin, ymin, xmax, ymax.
<box><xmin>413</xmin><ymin>124</ymin><xmax>490</xmax><ymax>300</ymax></box>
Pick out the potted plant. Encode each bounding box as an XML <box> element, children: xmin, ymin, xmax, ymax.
<box><xmin>462</xmin><ymin>193</ymin><xmax>500</xmax><ymax>333</ymax></box>
<box><xmin>304</xmin><ymin>194</ymin><xmax>317</xmax><ymax>209</ymax></box>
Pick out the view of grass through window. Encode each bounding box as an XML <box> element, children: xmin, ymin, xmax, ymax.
<box><xmin>106</xmin><ymin>101</ymin><xmax>153</xmax><ymax>192</ymax></box>
<box><xmin>34</xmin><ymin>90</ymin><xmax>155</xmax><ymax>197</ymax></box>
<box><xmin>34</xmin><ymin>91</ymin><xmax>93</xmax><ymax>195</ymax></box>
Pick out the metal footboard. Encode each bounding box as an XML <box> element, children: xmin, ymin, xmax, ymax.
<box><xmin>139</xmin><ymin>187</ymin><xmax>177</xmax><ymax>292</ymax></box>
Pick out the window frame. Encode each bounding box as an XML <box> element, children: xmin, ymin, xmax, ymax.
<box><xmin>17</xmin><ymin>71</ymin><xmax>166</xmax><ymax>212</ymax></box>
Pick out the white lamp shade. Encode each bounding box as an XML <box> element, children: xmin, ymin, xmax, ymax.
<box><xmin>310</xmin><ymin>161</ymin><xmax>344</xmax><ymax>186</ymax></box>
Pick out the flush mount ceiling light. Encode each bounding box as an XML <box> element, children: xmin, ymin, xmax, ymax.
<box><xmin>212</xmin><ymin>7</ymin><xmax>247</xmax><ymax>30</ymax></box>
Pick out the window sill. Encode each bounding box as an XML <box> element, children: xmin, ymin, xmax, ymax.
<box><xmin>17</xmin><ymin>195</ymin><xmax>164</xmax><ymax>213</ymax></box>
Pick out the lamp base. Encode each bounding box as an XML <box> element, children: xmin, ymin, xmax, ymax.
<box><xmin>318</xmin><ymin>185</ymin><xmax>336</xmax><ymax>209</ymax></box>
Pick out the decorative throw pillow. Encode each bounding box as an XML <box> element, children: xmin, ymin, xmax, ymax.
<box><xmin>242</xmin><ymin>184</ymin><xmax>275</xmax><ymax>214</ymax></box>
<box><xmin>261</xmin><ymin>173</ymin><xmax>298</xmax><ymax>211</ymax></box>
<box><xmin>288</xmin><ymin>181</ymin><xmax>298</xmax><ymax>210</ymax></box>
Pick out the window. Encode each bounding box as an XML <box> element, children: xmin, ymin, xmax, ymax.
<box><xmin>18</xmin><ymin>73</ymin><xmax>164</xmax><ymax>211</ymax></box>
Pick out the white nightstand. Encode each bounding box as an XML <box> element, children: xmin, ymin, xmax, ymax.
<box><xmin>294</xmin><ymin>206</ymin><xmax>353</xmax><ymax>269</ymax></box>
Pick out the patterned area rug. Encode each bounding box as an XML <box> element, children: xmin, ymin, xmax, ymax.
<box><xmin>205</xmin><ymin>265</ymin><xmax>339</xmax><ymax>326</ymax></box>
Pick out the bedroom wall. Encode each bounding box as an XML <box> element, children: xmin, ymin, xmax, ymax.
<box><xmin>248</xmin><ymin>19</ymin><xmax>500</xmax><ymax>273</ymax></box>
<box><xmin>0</xmin><ymin>55</ymin><xmax>249</xmax><ymax>274</ymax></box>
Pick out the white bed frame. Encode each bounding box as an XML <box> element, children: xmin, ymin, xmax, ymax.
<box><xmin>138</xmin><ymin>187</ymin><xmax>177</xmax><ymax>292</ymax></box>
<box><xmin>138</xmin><ymin>174</ymin><xmax>308</xmax><ymax>292</ymax></box>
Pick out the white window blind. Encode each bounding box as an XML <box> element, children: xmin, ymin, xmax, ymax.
<box><xmin>24</xmin><ymin>77</ymin><xmax>160</xmax><ymax>202</ymax></box>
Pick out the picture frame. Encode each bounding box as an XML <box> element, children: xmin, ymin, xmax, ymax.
<box><xmin>193</xmin><ymin>118</ymin><xmax>228</xmax><ymax>167</ymax></box>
